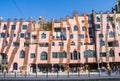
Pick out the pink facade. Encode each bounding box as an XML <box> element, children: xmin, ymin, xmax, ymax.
<box><xmin>0</xmin><ymin>1</ymin><xmax>120</xmax><ymax>73</ymax></box>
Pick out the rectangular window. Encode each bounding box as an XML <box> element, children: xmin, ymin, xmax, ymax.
<box><xmin>109</xmin><ymin>32</ymin><xmax>115</xmax><ymax>38</ymax></box>
<box><xmin>100</xmin><ymin>52</ymin><xmax>106</xmax><ymax>57</ymax></box>
<box><xmin>0</xmin><ymin>33</ymin><xmax>5</xmax><ymax>38</ymax></box>
<box><xmin>52</xmin><ymin>52</ymin><xmax>59</xmax><ymax>58</ymax></box>
<box><xmin>13</xmin><ymin>42</ymin><xmax>19</xmax><ymax>46</ymax></box>
<box><xmin>11</xmin><ymin>25</ymin><xmax>16</xmax><ymax>30</ymax></box>
<box><xmin>24</xmin><ymin>42</ymin><xmax>29</xmax><ymax>47</ymax></box>
<box><xmin>6</xmin><ymin>33</ymin><xmax>9</xmax><ymax>37</ymax></box>
<box><xmin>30</xmin><ymin>53</ymin><xmax>35</xmax><ymax>58</ymax></box>
<box><xmin>20</xmin><ymin>33</ymin><xmax>25</xmax><ymax>38</ymax></box>
<box><xmin>22</xmin><ymin>25</ymin><xmax>27</xmax><ymax>30</ymax></box>
<box><xmin>58</xmin><ymin>42</ymin><xmax>64</xmax><ymax>46</ymax></box>
<box><xmin>106</xmin><ymin>17</ymin><xmax>110</xmax><ymax>22</ymax></box>
<box><xmin>95</xmin><ymin>24</ymin><xmax>100</xmax><ymax>29</ymax></box>
<box><xmin>78</xmin><ymin>42</ymin><xmax>83</xmax><ymax>46</ymax></box>
<box><xmin>78</xmin><ymin>34</ymin><xmax>84</xmax><ymax>39</ymax></box>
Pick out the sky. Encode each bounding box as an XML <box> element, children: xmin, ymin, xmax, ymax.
<box><xmin>0</xmin><ymin>0</ymin><xmax>117</xmax><ymax>21</ymax></box>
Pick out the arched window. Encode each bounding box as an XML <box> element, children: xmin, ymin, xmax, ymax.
<box><xmin>71</xmin><ymin>50</ymin><xmax>78</xmax><ymax>60</ymax></box>
<box><xmin>100</xmin><ymin>40</ymin><xmax>105</xmax><ymax>46</ymax></box>
<box><xmin>41</xmin><ymin>33</ymin><xmax>46</xmax><ymax>39</ymax></box>
<box><xmin>109</xmin><ymin>49</ymin><xmax>115</xmax><ymax>57</ymax></box>
<box><xmin>41</xmin><ymin>52</ymin><xmax>47</xmax><ymax>60</ymax></box>
<box><xmin>62</xmin><ymin>51</ymin><xmax>67</xmax><ymax>58</ymax></box>
<box><xmin>74</xmin><ymin>25</ymin><xmax>78</xmax><ymax>31</ymax></box>
<box><xmin>20</xmin><ymin>50</ymin><xmax>25</xmax><ymax>58</ymax></box>
<box><xmin>82</xmin><ymin>26</ymin><xmax>86</xmax><ymax>31</ymax></box>
<box><xmin>13</xmin><ymin>62</ymin><xmax>18</xmax><ymax>70</ymax></box>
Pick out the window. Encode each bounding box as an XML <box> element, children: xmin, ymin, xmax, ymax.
<box><xmin>6</xmin><ymin>33</ymin><xmax>9</xmax><ymax>37</ymax></box>
<box><xmin>106</xmin><ymin>25</ymin><xmax>110</xmax><ymax>29</ymax></box>
<box><xmin>95</xmin><ymin>24</ymin><xmax>100</xmax><ymax>29</ymax></box>
<box><xmin>25</xmin><ymin>32</ymin><xmax>31</xmax><ymax>38</ymax></box>
<box><xmin>71</xmin><ymin>50</ymin><xmax>80</xmax><ymax>60</ymax></box>
<box><xmin>24</xmin><ymin>43</ymin><xmax>29</xmax><ymax>47</ymax></box>
<box><xmin>41</xmin><ymin>33</ymin><xmax>46</xmax><ymax>39</ymax></box>
<box><xmin>13</xmin><ymin>42</ymin><xmax>19</xmax><ymax>46</ymax></box>
<box><xmin>11</xmin><ymin>25</ymin><xmax>16</xmax><ymax>30</ymax></box>
<box><xmin>67</xmin><ymin>27</ymin><xmax>70</xmax><ymax>30</ymax></box>
<box><xmin>109</xmin><ymin>32</ymin><xmax>115</xmax><ymax>38</ymax></box>
<box><xmin>109</xmin><ymin>49</ymin><xmax>115</xmax><ymax>57</ymax></box>
<box><xmin>62</xmin><ymin>51</ymin><xmax>67</xmax><ymax>58</ymax></box>
<box><xmin>70</xmin><ymin>34</ymin><xmax>73</xmax><ymax>38</ymax></box>
<box><xmin>20</xmin><ymin>33</ymin><xmax>25</xmax><ymax>38</ymax></box>
<box><xmin>13</xmin><ymin>34</ymin><xmax>16</xmax><ymax>37</ymax></box>
<box><xmin>3</xmin><ymin>25</ymin><xmax>7</xmax><ymax>30</ymax></box>
<box><xmin>52</xmin><ymin>52</ymin><xmax>67</xmax><ymax>58</ymax></box>
<box><xmin>30</xmin><ymin>53</ymin><xmax>35</xmax><ymax>58</ymax></box>
<box><xmin>82</xmin><ymin>20</ymin><xmax>84</xmax><ymax>23</ymax></box>
<box><xmin>82</xmin><ymin>26</ymin><xmax>86</xmax><ymax>31</ymax></box>
<box><xmin>85</xmin><ymin>35</ymin><xmax>88</xmax><ymax>38</ymax></box>
<box><xmin>41</xmin><ymin>52</ymin><xmax>47</xmax><ymax>60</ymax></box>
<box><xmin>22</xmin><ymin>25</ymin><xmax>27</xmax><ymax>30</ymax></box>
<box><xmin>52</xmin><ymin>52</ymin><xmax>58</xmax><ymax>58</ymax></box>
<box><xmin>71</xmin><ymin>41</ymin><xmax>75</xmax><ymax>45</ymax></box>
<box><xmin>108</xmin><ymin>41</ymin><xmax>119</xmax><ymax>47</ymax></box>
<box><xmin>100</xmin><ymin>52</ymin><xmax>106</xmax><ymax>57</ymax></box>
<box><xmin>84</xmin><ymin>50</ymin><xmax>96</xmax><ymax>58</ymax></box>
<box><xmin>4</xmin><ymin>41</ymin><xmax>8</xmax><ymax>46</ymax></box>
<box><xmin>99</xmin><ymin>34</ymin><xmax>103</xmax><ymax>38</ymax></box>
<box><xmin>78</xmin><ymin>34</ymin><xmax>84</xmax><ymax>39</ymax></box>
<box><xmin>0</xmin><ymin>33</ymin><xmax>5</xmax><ymax>38</ymax></box>
<box><xmin>100</xmin><ymin>40</ymin><xmax>105</xmax><ymax>46</ymax></box>
<box><xmin>106</xmin><ymin>17</ymin><xmax>110</xmax><ymax>22</ymax></box>
<box><xmin>58</xmin><ymin>42</ymin><xmax>64</xmax><ymax>46</ymax></box>
<box><xmin>78</xmin><ymin>42</ymin><xmax>83</xmax><ymax>46</ymax></box>
<box><xmin>20</xmin><ymin>50</ymin><xmax>25</xmax><ymax>58</ymax></box>
<box><xmin>74</xmin><ymin>25</ymin><xmax>78</xmax><ymax>31</ymax></box>
<box><xmin>96</xmin><ymin>17</ymin><xmax>100</xmax><ymax>22</ymax></box>
<box><xmin>52</xmin><ymin>42</ymin><xmax>55</xmax><ymax>46</ymax></box>
<box><xmin>119</xmin><ymin>53</ymin><xmax>120</xmax><ymax>56</ymax></box>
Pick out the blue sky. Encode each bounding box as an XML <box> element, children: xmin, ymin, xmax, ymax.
<box><xmin>0</xmin><ymin>0</ymin><xmax>117</xmax><ymax>21</ymax></box>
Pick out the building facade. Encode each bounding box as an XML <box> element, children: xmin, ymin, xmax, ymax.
<box><xmin>0</xmin><ymin>0</ymin><xmax>120</xmax><ymax>73</ymax></box>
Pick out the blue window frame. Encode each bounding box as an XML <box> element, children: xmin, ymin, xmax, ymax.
<box><xmin>74</xmin><ymin>25</ymin><xmax>78</xmax><ymax>31</ymax></box>
<box><xmin>78</xmin><ymin>34</ymin><xmax>84</xmax><ymax>39</ymax></box>
<box><xmin>96</xmin><ymin>17</ymin><xmax>100</xmax><ymax>22</ymax></box>
<box><xmin>11</xmin><ymin>25</ymin><xmax>16</xmax><ymax>30</ymax></box>
<box><xmin>109</xmin><ymin>32</ymin><xmax>115</xmax><ymax>38</ymax></box>
<box><xmin>95</xmin><ymin>24</ymin><xmax>100</xmax><ymax>29</ymax></box>
<box><xmin>22</xmin><ymin>25</ymin><xmax>27</xmax><ymax>30</ymax></box>
<box><xmin>82</xmin><ymin>26</ymin><xmax>86</xmax><ymax>31</ymax></box>
<box><xmin>20</xmin><ymin>33</ymin><xmax>25</xmax><ymax>38</ymax></box>
<box><xmin>20</xmin><ymin>50</ymin><xmax>25</xmax><ymax>58</ymax></box>
<box><xmin>70</xmin><ymin>34</ymin><xmax>73</xmax><ymax>38</ymax></box>
<box><xmin>41</xmin><ymin>33</ymin><xmax>46</xmax><ymax>39</ymax></box>
<box><xmin>100</xmin><ymin>40</ymin><xmax>105</xmax><ymax>46</ymax></box>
